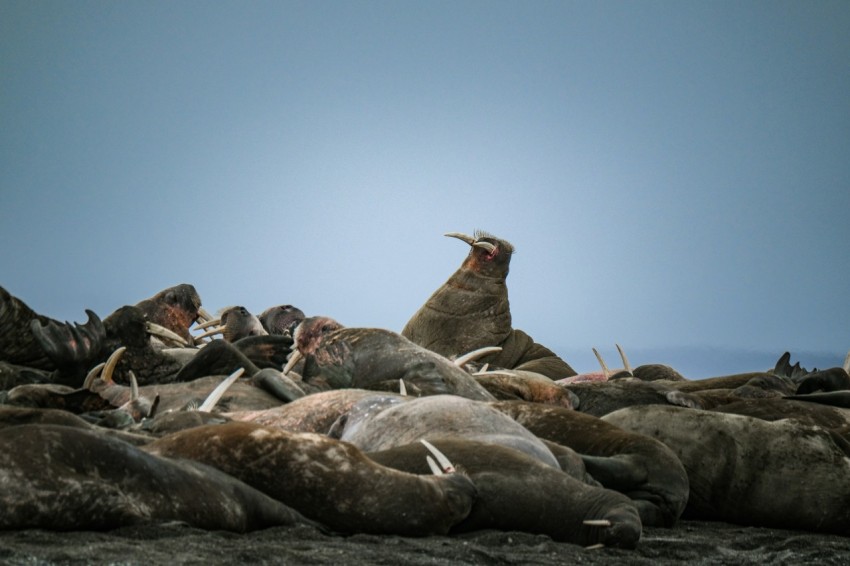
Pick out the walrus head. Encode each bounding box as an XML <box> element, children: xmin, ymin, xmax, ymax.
<box><xmin>445</xmin><ymin>230</ymin><xmax>514</xmax><ymax>278</ymax></box>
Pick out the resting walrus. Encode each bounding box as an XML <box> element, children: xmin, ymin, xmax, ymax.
<box><xmin>401</xmin><ymin>231</ymin><xmax>576</xmax><ymax>379</ymax></box>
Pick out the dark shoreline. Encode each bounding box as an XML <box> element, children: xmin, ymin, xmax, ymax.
<box><xmin>1</xmin><ymin>520</ymin><xmax>848</xmax><ymax>566</ymax></box>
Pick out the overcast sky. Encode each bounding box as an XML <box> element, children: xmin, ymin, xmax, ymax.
<box><xmin>2</xmin><ymin>1</ymin><xmax>848</xmax><ymax>378</ymax></box>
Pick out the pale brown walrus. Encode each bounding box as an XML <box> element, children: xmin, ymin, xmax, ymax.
<box><xmin>401</xmin><ymin>231</ymin><xmax>576</xmax><ymax>379</ymax></box>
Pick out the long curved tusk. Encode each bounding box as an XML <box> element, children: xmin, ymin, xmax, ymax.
<box><xmin>128</xmin><ymin>371</ymin><xmax>139</xmax><ymax>401</ymax></box>
<box><xmin>592</xmin><ymin>348</ymin><xmax>610</xmax><ymax>379</ymax></box>
<box><xmin>454</xmin><ymin>346</ymin><xmax>502</xmax><ymax>368</ymax></box>
<box><xmin>844</xmin><ymin>350</ymin><xmax>850</xmax><ymax>373</ymax></box>
<box><xmin>420</xmin><ymin>439</ymin><xmax>455</xmax><ymax>473</ymax></box>
<box><xmin>399</xmin><ymin>379</ymin><xmax>407</xmax><ymax>396</ymax></box>
<box><xmin>197</xmin><ymin>307</ymin><xmax>215</xmax><ymax>324</ymax></box>
<box><xmin>616</xmin><ymin>344</ymin><xmax>633</xmax><ymax>374</ymax></box>
<box><xmin>585</xmin><ymin>544</ymin><xmax>605</xmax><ymax>550</ymax></box>
<box><xmin>472</xmin><ymin>241</ymin><xmax>496</xmax><ymax>253</ymax></box>
<box><xmin>194</xmin><ymin>326</ymin><xmax>225</xmax><ymax>340</ymax></box>
<box><xmin>444</xmin><ymin>232</ymin><xmax>476</xmax><ymax>245</ymax></box>
<box><xmin>282</xmin><ymin>350</ymin><xmax>303</xmax><ymax>376</ymax></box>
<box><xmin>472</xmin><ymin>369</ymin><xmax>515</xmax><ymax>378</ymax></box>
<box><xmin>83</xmin><ymin>362</ymin><xmax>106</xmax><ymax>389</ymax></box>
<box><xmin>101</xmin><ymin>346</ymin><xmax>127</xmax><ymax>384</ymax></box>
<box><xmin>193</xmin><ymin>318</ymin><xmax>222</xmax><ymax>331</ymax></box>
<box><xmin>145</xmin><ymin>321</ymin><xmax>189</xmax><ymax>346</ymax></box>
<box><xmin>197</xmin><ymin>367</ymin><xmax>245</xmax><ymax>412</ymax></box>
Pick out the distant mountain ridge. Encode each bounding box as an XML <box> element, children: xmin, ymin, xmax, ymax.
<box><xmin>558</xmin><ymin>346</ymin><xmax>847</xmax><ymax>381</ymax></box>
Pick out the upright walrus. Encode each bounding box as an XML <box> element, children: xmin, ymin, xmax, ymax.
<box><xmin>402</xmin><ymin>231</ymin><xmax>576</xmax><ymax>379</ymax></box>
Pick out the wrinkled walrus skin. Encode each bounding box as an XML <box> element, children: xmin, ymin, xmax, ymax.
<box><xmin>0</xmin><ymin>424</ymin><xmax>312</xmax><ymax>532</ymax></box>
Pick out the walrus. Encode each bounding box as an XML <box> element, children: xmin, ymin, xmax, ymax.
<box><xmin>0</xmin><ymin>424</ymin><xmax>314</xmax><ymax>532</ymax></box>
<box><xmin>286</xmin><ymin>316</ymin><xmax>495</xmax><ymax>401</ymax></box>
<box><xmin>401</xmin><ymin>231</ymin><xmax>576</xmax><ymax>379</ymax></box>
<box><xmin>134</xmin><ymin>283</ymin><xmax>202</xmax><ymax>344</ymax></box>
<box><xmin>368</xmin><ymin>438</ymin><xmax>642</xmax><ymax>548</ymax></box>
<box><xmin>334</xmin><ymin>394</ymin><xmax>561</xmax><ymax>469</ymax></box>
<box><xmin>259</xmin><ymin>304</ymin><xmax>305</xmax><ymax>336</ymax></box>
<box><xmin>145</xmin><ymin>421</ymin><xmax>478</xmax><ymax>536</ymax></box>
<box><xmin>227</xmin><ymin>389</ymin><xmax>406</xmax><ymax>434</ymax></box>
<box><xmin>218</xmin><ymin>306</ymin><xmax>268</xmax><ymax>342</ymax></box>
<box><xmin>603</xmin><ymin>405</ymin><xmax>850</xmax><ymax>535</ymax></box>
<box><xmin>490</xmin><ymin>400</ymin><xmax>689</xmax><ymax>528</ymax></box>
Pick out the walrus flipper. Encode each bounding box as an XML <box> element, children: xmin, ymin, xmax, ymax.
<box><xmin>29</xmin><ymin>310</ymin><xmax>105</xmax><ymax>382</ymax></box>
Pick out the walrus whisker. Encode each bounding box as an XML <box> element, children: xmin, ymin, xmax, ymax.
<box><xmin>282</xmin><ymin>350</ymin><xmax>303</xmax><ymax>376</ymax></box>
<box><xmin>583</xmin><ymin>519</ymin><xmax>611</xmax><ymax>526</ymax></box>
<box><xmin>426</xmin><ymin>456</ymin><xmax>443</xmax><ymax>476</ymax></box>
<box><xmin>399</xmin><ymin>379</ymin><xmax>407</xmax><ymax>396</ymax></box>
<box><xmin>101</xmin><ymin>346</ymin><xmax>127</xmax><ymax>384</ymax></box>
<box><xmin>197</xmin><ymin>367</ymin><xmax>245</xmax><ymax>412</ymax></box>
<box><xmin>616</xmin><ymin>344</ymin><xmax>633</xmax><ymax>374</ymax></box>
<box><xmin>83</xmin><ymin>362</ymin><xmax>106</xmax><ymax>389</ymax></box>
<box><xmin>453</xmin><ymin>346</ymin><xmax>502</xmax><ymax>368</ymax></box>
<box><xmin>444</xmin><ymin>232</ymin><xmax>476</xmax><ymax>245</ymax></box>
<box><xmin>194</xmin><ymin>326</ymin><xmax>225</xmax><ymax>340</ymax></box>
<box><xmin>145</xmin><ymin>321</ymin><xmax>189</xmax><ymax>347</ymax></box>
<box><xmin>193</xmin><ymin>318</ymin><xmax>222</xmax><ymax>331</ymax></box>
<box><xmin>419</xmin><ymin>439</ymin><xmax>455</xmax><ymax>473</ymax></box>
<box><xmin>592</xmin><ymin>348</ymin><xmax>610</xmax><ymax>379</ymax></box>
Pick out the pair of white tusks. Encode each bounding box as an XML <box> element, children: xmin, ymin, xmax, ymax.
<box><xmin>592</xmin><ymin>344</ymin><xmax>632</xmax><ymax>378</ymax></box>
<box><xmin>444</xmin><ymin>232</ymin><xmax>496</xmax><ymax>254</ymax></box>
<box><xmin>146</xmin><ymin>321</ymin><xmax>189</xmax><ymax>347</ymax></box>
<box><xmin>83</xmin><ymin>346</ymin><xmax>139</xmax><ymax>401</ymax></box>
<box><xmin>420</xmin><ymin>439</ymin><xmax>456</xmax><ymax>475</ymax></box>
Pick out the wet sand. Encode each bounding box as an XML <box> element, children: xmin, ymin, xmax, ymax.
<box><xmin>1</xmin><ymin>520</ymin><xmax>847</xmax><ymax>565</ymax></box>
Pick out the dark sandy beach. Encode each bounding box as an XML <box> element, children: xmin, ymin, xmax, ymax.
<box><xmin>1</xmin><ymin>520</ymin><xmax>848</xmax><ymax>565</ymax></box>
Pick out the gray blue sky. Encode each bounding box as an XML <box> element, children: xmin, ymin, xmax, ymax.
<box><xmin>2</xmin><ymin>1</ymin><xmax>848</xmax><ymax>378</ymax></box>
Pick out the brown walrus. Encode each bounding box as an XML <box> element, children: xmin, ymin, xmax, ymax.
<box><xmin>0</xmin><ymin>424</ymin><xmax>313</xmax><ymax>532</ymax></box>
<box><xmin>401</xmin><ymin>231</ymin><xmax>576</xmax><ymax>379</ymax></box>
<box><xmin>145</xmin><ymin>421</ymin><xmax>478</xmax><ymax>536</ymax></box>
<box><xmin>287</xmin><ymin>316</ymin><xmax>495</xmax><ymax>401</ymax></box>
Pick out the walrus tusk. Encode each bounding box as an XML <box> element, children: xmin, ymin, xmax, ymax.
<box><xmin>197</xmin><ymin>307</ymin><xmax>215</xmax><ymax>324</ymax></box>
<box><xmin>420</xmin><ymin>439</ymin><xmax>456</xmax><ymax>474</ymax></box>
<box><xmin>399</xmin><ymin>379</ymin><xmax>408</xmax><ymax>396</ymax></box>
<box><xmin>472</xmin><ymin>241</ymin><xmax>496</xmax><ymax>253</ymax></box>
<box><xmin>472</xmin><ymin>369</ymin><xmax>515</xmax><ymax>377</ymax></box>
<box><xmin>129</xmin><ymin>370</ymin><xmax>139</xmax><ymax>401</ymax></box>
<box><xmin>583</xmin><ymin>519</ymin><xmax>612</xmax><ymax>526</ymax></box>
<box><xmin>194</xmin><ymin>326</ymin><xmax>225</xmax><ymax>340</ymax></box>
<box><xmin>592</xmin><ymin>348</ymin><xmax>610</xmax><ymax>379</ymax></box>
<box><xmin>101</xmin><ymin>346</ymin><xmax>127</xmax><ymax>384</ymax></box>
<box><xmin>426</xmin><ymin>456</ymin><xmax>443</xmax><ymax>476</ymax></box>
<box><xmin>844</xmin><ymin>350</ymin><xmax>850</xmax><ymax>373</ymax></box>
<box><xmin>616</xmin><ymin>344</ymin><xmax>633</xmax><ymax>374</ymax></box>
<box><xmin>193</xmin><ymin>317</ymin><xmax>222</xmax><ymax>331</ymax></box>
<box><xmin>585</xmin><ymin>544</ymin><xmax>605</xmax><ymax>550</ymax></box>
<box><xmin>444</xmin><ymin>232</ymin><xmax>476</xmax><ymax>245</ymax></box>
<box><xmin>197</xmin><ymin>367</ymin><xmax>245</xmax><ymax>412</ymax></box>
<box><xmin>282</xmin><ymin>350</ymin><xmax>303</xmax><ymax>376</ymax></box>
<box><xmin>454</xmin><ymin>346</ymin><xmax>502</xmax><ymax>368</ymax></box>
<box><xmin>83</xmin><ymin>362</ymin><xmax>106</xmax><ymax>389</ymax></box>
<box><xmin>145</xmin><ymin>321</ymin><xmax>189</xmax><ymax>347</ymax></box>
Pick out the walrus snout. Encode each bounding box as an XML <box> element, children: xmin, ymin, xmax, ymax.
<box><xmin>438</xmin><ymin>472</ymin><xmax>478</xmax><ymax>525</ymax></box>
<box><xmin>584</xmin><ymin>505</ymin><xmax>642</xmax><ymax>550</ymax></box>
